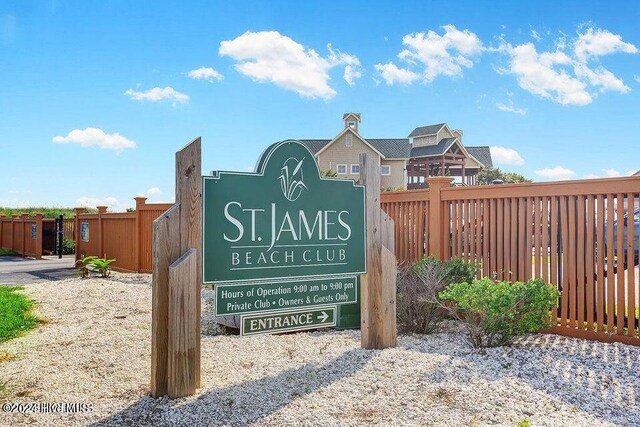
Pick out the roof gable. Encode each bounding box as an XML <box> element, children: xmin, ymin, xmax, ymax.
<box><xmin>408</xmin><ymin>123</ymin><xmax>446</xmax><ymax>138</ymax></box>
<box><xmin>314</xmin><ymin>128</ymin><xmax>385</xmax><ymax>159</ymax></box>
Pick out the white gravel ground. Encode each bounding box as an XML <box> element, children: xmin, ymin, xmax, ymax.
<box><xmin>1</xmin><ymin>274</ymin><xmax>639</xmax><ymax>426</ymax></box>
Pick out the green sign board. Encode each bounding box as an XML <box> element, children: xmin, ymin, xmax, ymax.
<box><xmin>215</xmin><ymin>276</ymin><xmax>358</xmax><ymax>316</ymax></box>
<box><xmin>241</xmin><ymin>306</ymin><xmax>336</xmax><ymax>336</ymax></box>
<box><xmin>203</xmin><ymin>140</ymin><xmax>366</xmax><ymax>284</ymax></box>
<box><xmin>31</xmin><ymin>223</ymin><xmax>37</xmax><ymax>240</ymax></box>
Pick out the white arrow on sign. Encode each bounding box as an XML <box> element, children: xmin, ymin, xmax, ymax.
<box><xmin>318</xmin><ymin>311</ymin><xmax>329</xmax><ymax>323</ymax></box>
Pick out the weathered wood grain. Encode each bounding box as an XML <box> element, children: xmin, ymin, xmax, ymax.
<box><xmin>150</xmin><ymin>204</ymin><xmax>180</xmax><ymax>397</ymax></box>
<box><xmin>168</xmin><ymin>248</ymin><xmax>198</xmax><ymax>398</ymax></box>
<box><xmin>175</xmin><ymin>137</ymin><xmax>202</xmax><ymax>388</ymax></box>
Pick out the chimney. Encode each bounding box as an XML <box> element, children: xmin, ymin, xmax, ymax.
<box><xmin>453</xmin><ymin>129</ymin><xmax>463</xmax><ymax>142</ymax></box>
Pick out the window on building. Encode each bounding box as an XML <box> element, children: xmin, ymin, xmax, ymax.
<box><xmin>346</xmin><ymin>133</ymin><xmax>353</xmax><ymax>147</ymax></box>
<box><xmin>336</xmin><ymin>164</ymin><xmax>347</xmax><ymax>175</ymax></box>
<box><xmin>347</xmin><ymin>121</ymin><xmax>356</xmax><ymax>129</ymax></box>
<box><xmin>381</xmin><ymin>165</ymin><xmax>391</xmax><ymax>176</ymax></box>
<box><xmin>350</xmin><ymin>164</ymin><xmax>360</xmax><ymax>175</ymax></box>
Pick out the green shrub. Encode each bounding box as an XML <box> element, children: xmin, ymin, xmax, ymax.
<box><xmin>439</xmin><ymin>278</ymin><xmax>559</xmax><ymax>348</ymax></box>
<box><xmin>397</xmin><ymin>257</ymin><xmax>478</xmax><ymax>334</ymax></box>
<box><xmin>62</xmin><ymin>239</ymin><xmax>75</xmax><ymax>255</ymax></box>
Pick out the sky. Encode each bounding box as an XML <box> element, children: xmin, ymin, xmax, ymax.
<box><xmin>0</xmin><ymin>0</ymin><xmax>639</xmax><ymax>210</ymax></box>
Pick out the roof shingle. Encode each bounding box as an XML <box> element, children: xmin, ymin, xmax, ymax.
<box><xmin>408</xmin><ymin>123</ymin><xmax>446</xmax><ymax>138</ymax></box>
<box><xmin>409</xmin><ymin>137</ymin><xmax>457</xmax><ymax>158</ymax></box>
<box><xmin>466</xmin><ymin>146</ymin><xmax>493</xmax><ymax>167</ymax></box>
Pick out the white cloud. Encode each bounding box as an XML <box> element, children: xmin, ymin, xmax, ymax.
<box><xmin>573</xmin><ymin>63</ymin><xmax>629</xmax><ymax>93</ymax></box>
<box><xmin>375</xmin><ymin>25</ymin><xmax>483</xmax><ymax>85</ymax></box>
<box><xmin>343</xmin><ymin>64</ymin><xmax>362</xmax><ymax>87</ymax></box>
<box><xmin>145</xmin><ymin>187</ymin><xmax>162</xmax><ymax>197</ymax></box>
<box><xmin>246</xmin><ymin>166</ymin><xmax>254</xmax><ymax>172</ymax></box>
<box><xmin>531</xmin><ymin>30</ymin><xmax>542</xmax><ymax>42</ymax></box>
<box><xmin>498</xmin><ymin>42</ymin><xmax>592</xmax><ymax>105</ymax></box>
<box><xmin>53</xmin><ymin>128</ymin><xmax>137</xmax><ymax>152</ymax></box>
<box><xmin>583</xmin><ymin>174</ymin><xmax>600</xmax><ymax>179</ymax></box>
<box><xmin>574</xmin><ymin>27</ymin><xmax>638</xmax><ymax>62</ymax></box>
<box><xmin>635</xmin><ymin>75</ymin><xmax>640</xmax><ymax>83</ymax></box>
<box><xmin>627</xmin><ymin>170</ymin><xmax>638</xmax><ymax>176</ymax></box>
<box><xmin>187</xmin><ymin>66</ymin><xmax>223</xmax><ymax>82</ymax></box>
<box><xmin>374</xmin><ymin>63</ymin><xmax>420</xmax><ymax>85</ymax></box>
<box><xmin>601</xmin><ymin>168</ymin><xmax>621</xmax><ymax>177</ymax></box>
<box><xmin>489</xmin><ymin>146</ymin><xmax>525</xmax><ymax>166</ymax></box>
<box><xmin>219</xmin><ymin>31</ymin><xmax>361</xmax><ymax>99</ymax></box>
<box><xmin>535</xmin><ymin>165</ymin><xmax>576</xmax><ymax>180</ymax></box>
<box><xmin>75</xmin><ymin>196</ymin><xmax>122</xmax><ymax>210</ymax></box>
<box><xmin>497</xmin><ymin>26</ymin><xmax>637</xmax><ymax>106</ymax></box>
<box><xmin>495</xmin><ymin>101</ymin><xmax>527</xmax><ymax>115</ymax></box>
<box><xmin>124</xmin><ymin>86</ymin><xmax>189</xmax><ymax>104</ymax></box>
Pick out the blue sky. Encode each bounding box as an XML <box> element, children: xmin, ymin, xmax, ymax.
<box><xmin>1</xmin><ymin>0</ymin><xmax>639</xmax><ymax>210</ymax></box>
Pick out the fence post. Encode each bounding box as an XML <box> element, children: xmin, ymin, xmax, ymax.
<box><xmin>11</xmin><ymin>214</ymin><xmax>18</xmax><ymax>252</ymax></box>
<box><xmin>0</xmin><ymin>215</ymin><xmax>4</xmax><ymax>248</ymax></box>
<box><xmin>74</xmin><ymin>208</ymin><xmax>85</xmax><ymax>262</ymax></box>
<box><xmin>35</xmin><ymin>213</ymin><xmax>43</xmax><ymax>260</ymax></box>
<box><xmin>97</xmin><ymin>206</ymin><xmax>107</xmax><ymax>258</ymax></box>
<box><xmin>134</xmin><ymin>197</ymin><xmax>147</xmax><ymax>273</ymax></box>
<box><xmin>21</xmin><ymin>213</ymin><xmax>28</xmax><ymax>257</ymax></box>
<box><xmin>427</xmin><ymin>177</ymin><xmax>453</xmax><ymax>260</ymax></box>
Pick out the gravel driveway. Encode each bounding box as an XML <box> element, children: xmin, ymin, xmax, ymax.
<box><xmin>1</xmin><ymin>274</ymin><xmax>639</xmax><ymax>426</ymax></box>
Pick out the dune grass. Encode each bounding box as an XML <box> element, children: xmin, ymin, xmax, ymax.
<box><xmin>0</xmin><ymin>207</ymin><xmax>97</xmax><ymax>218</ymax></box>
<box><xmin>0</xmin><ymin>286</ymin><xmax>40</xmax><ymax>343</ymax></box>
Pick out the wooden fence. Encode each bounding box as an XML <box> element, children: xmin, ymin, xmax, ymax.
<box><xmin>63</xmin><ymin>218</ymin><xmax>75</xmax><ymax>240</ymax></box>
<box><xmin>0</xmin><ymin>213</ymin><xmax>47</xmax><ymax>259</ymax></box>
<box><xmin>75</xmin><ymin>197</ymin><xmax>172</xmax><ymax>273</ymax></box>
<box><xmin>381</xmin><ymin>176</ymin><xmax>640</xmax><ymax>346</ymax></box>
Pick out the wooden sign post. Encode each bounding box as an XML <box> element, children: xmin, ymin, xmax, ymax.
<box><xmin>359</xmin><ymin>153</ymin><xmax>397</xmax><ymax>349</ymax></box>
<box><xmin>151</xmin><ymin>138</ymin><xmax>202</xmax><ymax>398</ymax></box>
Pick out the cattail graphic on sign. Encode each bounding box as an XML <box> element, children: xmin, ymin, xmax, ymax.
<box><xmin>279</xmin><ymin>157</ymin><xmax>308</xmax><ymax>201</ymax></box>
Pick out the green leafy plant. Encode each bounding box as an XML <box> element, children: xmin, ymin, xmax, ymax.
<box><xmin>76</xmin><ymin>255</ymin><xmax>96</xmax><ymax>278</ymax></box>
<box><xmin>89</xmin><ymin>257</ymin><xmax>116</xmax><ymax>278</ymax></box>
<box><xmin>61</xmin><ymin>239</ymin><xmax>75</xmax><ymax>255</ymax></box>
<box><xmin>439</xmin><ymin>278</ymin><xmax>559</xmax><ymax>348</ymax></box>
<box><xmin>76</xmin><ymin>255</ymin><xmax>115</xmax><ymax>278</ymax></box>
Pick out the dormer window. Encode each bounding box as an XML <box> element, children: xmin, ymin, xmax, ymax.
<box><xmin>346</xmin><ymin>133</ymin><xmax>353</xmax><ymax>147</ymax></box>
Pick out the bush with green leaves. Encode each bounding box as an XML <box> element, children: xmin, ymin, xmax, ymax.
<box><xmin>62</xmin><ymin>239</ymin><xmax>75</xmax><ymax>255</ymax></box>
<box><xmin>76</xmin><ymin>255</ymin><xmax>116</xmax><ymax>278</ymax></box>
<box><xmin>439</xmin><ymin>278</ymin><xmax>559</xmax><ymax>348</ymax></box>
